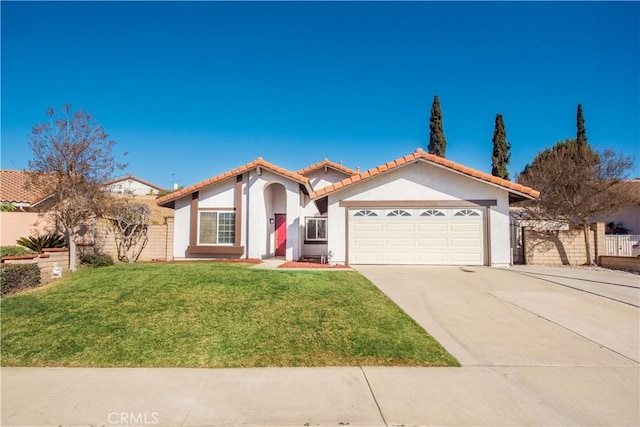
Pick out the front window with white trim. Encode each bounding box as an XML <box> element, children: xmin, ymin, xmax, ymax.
<box><xmin>199</xmin><ymin>211</ymin><xmax>235</xmax><ymax>245</ymax></box>
<box><xmin>306</xmin><ymin>217</ymin><xmax>327</xmax><ymax>242</ymax></box>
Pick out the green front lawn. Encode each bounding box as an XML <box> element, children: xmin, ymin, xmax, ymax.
<box><xmin>1</xmin><ymin>263</ymin><xmax>459</xmax><ymax>368</ymax></box>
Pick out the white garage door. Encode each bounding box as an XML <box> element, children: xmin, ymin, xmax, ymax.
<box><xmin>349</xmin><ymin>207</ymin><xmax>485</xmax><ymax>265</ymax></box>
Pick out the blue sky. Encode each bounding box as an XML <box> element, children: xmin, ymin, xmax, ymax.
<box><xmin>2</xmin><ymin>1</ymin><xmax>639</xmax><ymax>189</ymax></box>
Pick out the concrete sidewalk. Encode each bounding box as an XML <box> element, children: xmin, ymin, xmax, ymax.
<box><xmin>3</xmin><ymin>365</ymin><xmax>638</xmax><ymax>426</ymax></box>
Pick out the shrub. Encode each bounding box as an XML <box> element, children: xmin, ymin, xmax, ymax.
<box><xmin>1</xmin><ymin>263</ymin><xmax>41</xmax><ymax>296</ymax></box>
<box><xmin>1</xmin><ymin>246</ymin><xmax>34</xmax><ymax>258</ymax></box>
<box><xmin>0</xmin><ymin>203</ymin><xmax>16</xmax><ymax>212</ymax></box>
<box><xmin>79</xmin><ymin>253</ymin><xmax>114</xmax><ymax>268</ymax></box>
<box><xmin>109</xmin><ymin>203</ymin><xmax>151</xmax><ymax>263</ymax></box>
<box><xmin>16</xmin><ymin>233</ymin><xmax>66</xmax><ymax>253</ymax></box>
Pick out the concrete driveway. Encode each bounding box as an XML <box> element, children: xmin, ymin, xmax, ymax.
<box><xmin>355</xmin><ymin>265</ymin><xmax>640</xmax><ymax>426</ymax></box>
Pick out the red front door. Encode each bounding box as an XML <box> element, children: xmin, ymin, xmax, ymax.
<box><xmin>275</xmin><ymin>214</ymin><xmax>286</xmax><ymax>257</ymax></box>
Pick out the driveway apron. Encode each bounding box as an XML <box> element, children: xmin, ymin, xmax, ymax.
<box><xmin>355</xmin><ymin>265</ymin><xmax>640</xmax><ymax>426</ymax></box>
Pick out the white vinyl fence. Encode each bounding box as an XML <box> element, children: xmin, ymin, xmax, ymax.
<box><xmin>605</xmin><ymin>235</ymin><xmax>640</xmax><ymax>256</ymax></box>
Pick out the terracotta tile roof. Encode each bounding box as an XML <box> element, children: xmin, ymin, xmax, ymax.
<box><xmin>297</xmin><ymin>159</ymin><xmax>357</xmax><ymax>176</ymax></box>
<box><xmin>310</xmin><ymin>148</ymin><xmax>540</xmax><ymax>200</ymax></box>
<box><xmin>156</xmin><ymin>157</ymin><xmax>309</xmax><ymax>206</ymax></box>
<box><xmin>0</xmin><ymin>170</ymin><xmax>50</xmax><ymax>205</ymax></box>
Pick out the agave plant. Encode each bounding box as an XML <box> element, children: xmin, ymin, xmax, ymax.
<box><xmin>16</xmin><ymin>233</ymin><xmax>67</xmax><ymax>253</ymax></box>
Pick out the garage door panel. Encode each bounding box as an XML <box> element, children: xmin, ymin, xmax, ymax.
<box><xmin>450</xmin><ymin>223</ymin><xmax>482</xmax><ymax>232</ymax></box>
<box><xmin>417</xmin><ymin>223</ymin><xmax>447</xmax><ymax>233</ymax></box>
<box><xmin>352</xmin><ymin>222</ymin><xmax>384</xmax><ymax>232</ymax></box>
<box><xmin>353</xmin><ymin>237</ymin><xmax>384</xmax><ymax>247</ymax></box>
<box><xmin>385</xmin><ymin>237</ymin><xmax>416</xmax><ymax>246</ymax></box>
<box><xmin>417</xmin><ymin>252</ymin><xmax>449</xmax><ymax>262</ymax></box>
<box><xmin>386</xmin><ymin>252</ymin><xmax>417</xmax><ymax>262</ymax></box>
<box><xmin>385</xmin><ymin>223</ymin><xmax>415</xmax><ymax>232</ymax></box>
<box><xmin>451</xmin><ymin>237</ymin><xmax>482</xmax><ymax>247</ymax></box>
<box><xmin>417</xmin><ymin>238</ymin><xmax>449</xmax><ymax>249</ymax></box>
<box><xmin>418</xmin><ymin>247</ymin><xmax>450</xmax><ymax>254</ymax></box>
<box><xmin>349</xmin><ymin>207</ymin><xmax>485</xmax><ymax>265</ymax></box>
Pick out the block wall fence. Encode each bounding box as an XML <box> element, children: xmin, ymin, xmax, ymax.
<box><xmin>598</xmin><ymin>255</ymin><xmax>640</xmax><ymax>273</ymax></box>
<box><xmin>79</xmin><ymin>217</ymin><xmax>174</xmax><ymax>262</ymax></box>
<box><xmin>1</xmin><ymin>249</ymin><xmax>70</xmax><ymax>284</ymax></box>
<box><xmin>523</xmin><ymin>223</ymin><xmax>606</xmax><ymax>266</ymax></box>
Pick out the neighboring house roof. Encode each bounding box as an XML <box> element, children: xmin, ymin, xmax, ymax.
<box><xmin>309</xmin><ymin>148</ymin><xmax>540</xmax><ymax>200</ymax></box>
<box><xmin>156</xmin><ymin>157</ymin><xmax>310</xmax><ymax>206</ymax></box>
<box><xmin>611</xmin><ymin>179</ymin><xmax>640</xmax><ymax>204</ymax></box>
<box><xmin>297</xmin><ymin>159</ymin><xmax>357</xmax><ymax>176</ymax></box>
<box><xmin>0</xmin><ymin>170</ymin><xmax>50</xmax><ymax>206</ymax></box>
<box><xmin>104</xmin><ymin>174</ymin><xmax>166</xmax><ymax>192</ymax></box>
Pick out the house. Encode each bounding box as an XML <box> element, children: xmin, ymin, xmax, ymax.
<box><xmin>0</xmin><ymin>170</ymin><xmax>171</xmax><ymax>249</ymax></box>
<box><xmin>157</xmin><ymin>149</ymin><xmax>539</xmax><ymax>266</ymax></box>
<box><xmin>0</xmin><ymin>170</ymin><xmax>56</xmax><ymax>245</ymax></box>
<box><xmin>593</xmin><ymin>180</ymin><xmax>640</xmax><ymax>234</ymax></box>
<box><xmin>0</xmin><ymin>169</ymin><xmax>50</xmax><ymax>211</ymax></box>
<box><xmin>104</xmin><ymin>174</ymin><xmax>167</xmax><ymax>196</ymax></box>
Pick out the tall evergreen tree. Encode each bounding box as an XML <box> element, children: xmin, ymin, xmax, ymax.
<box><xmin>428</xmin><ymin>95</ymin><xmax>447</xmax><ymax>157</ymax></box>
<box><xmin>576</xmin><ymin>103</ymin><xmax>587</xmax><ymax>147</ymax></box>
<box><xmin>491</xmin><ymin>113</ymin><xmax>511</xmax><ymax>180</ymax></box>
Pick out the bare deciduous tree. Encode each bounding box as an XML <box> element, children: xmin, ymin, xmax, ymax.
<box><xmin>516</xmin><ymin>139</ymin><xmax>636</xmax><ymax>264</ymax></box>
<box><xmin>108</xmin><ymin>203</ymin><xmax>151</xmax><ymax>263</ymax></box>
<box><xmin>27</xmin><ymin>104</ymin><xmax>125</xmax><ymax>270</ymax></box>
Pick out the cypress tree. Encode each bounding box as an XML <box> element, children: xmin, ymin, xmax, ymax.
<box><xmin>491</xmin><ymin>113</ymin><xmax>511</xmax><ymax>180</ymax></box>
<box><xmin>576</xmin><ymin>104</ymin><xmax>587</xmax><ymax>147</ymax></box>
<box><xmin>428</xmin><ymin>95</ymin><xmax>447</xmax><ymax>157</ymax></box>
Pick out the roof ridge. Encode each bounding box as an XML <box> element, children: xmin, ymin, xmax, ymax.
<box><xmin>297</xmin><ymin>158</ymin><xmax>357</xmax><ymax>176</ymax></box>
<box><xmin>310</xmin><ymin>148</ymin><xmax>540</xmax><ymax>199</ymax></box>
<box><xmin>156</xmin><ymin>157</ymin><xmax>309</xmax><ymax>205</ymax></box>
<box><xmin>104</xmin><ymin>174</ymin><xmax>166</xmax><ymax>191</ymax></box>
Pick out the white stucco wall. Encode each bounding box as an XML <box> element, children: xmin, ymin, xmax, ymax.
<box><xmin>304</xmin><ymin>168</ymin><xmax>352</xmax><ymax>191</ymax></box>
<box><xmin>593</xmin><ymin>205</ymin><xmax>640</xmax><ymax>234</ymax></box>
<box><xmin>246</xmin><ymin>169</ymin><xmax>302</xmax><ymax>261</ymax></box>
<box><xmin>172</xmin><ymin>179</ymin><xmax>244</xmax><ymax>259</ymax></box>
<box><xmin>198</xmin><ymin>179</ymin><xmax>236</xmax><ymax>208</ymax></box>
<box><xmin>326</xmin><ymin>161</ymin><xmax>512</xmax><ymax>266</ymax></box>
<box><xmin>300</xmin><ymin>193</ymin><xmax>328</xmax><ymax>257</ymax></box>
<box><xmin>172</xmin><ymin>195</ymin><xmax>192</xmax><ymax>258</ymax></box>
<box><xmin>172</xmin><ymin>170</ymin><xmax>304</xmax><ymax>261</ymax></box>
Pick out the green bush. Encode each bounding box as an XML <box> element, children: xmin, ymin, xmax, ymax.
<box><xmin>0</xmin><ymin>246</ymin><xmax>34</xmax><ymax>258</ymax></box>
<box><xmin>1</xmin><ymin>263</ymin><xmax>41</xmax><ymax>296</ymax></box>
<box><xmin>16</xmin><ymin>233</ymin><xmax>66</xmax><ymax>253</ymax></box>
<box><xmin>79</xmin><ymin>253</ymin><xmax>114</xmax><ymax>268</ymax></box>
<box><xmin>0</xmin><ymin>203</ymin><xmax>16</xmax><ymax>212</ymax></box>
